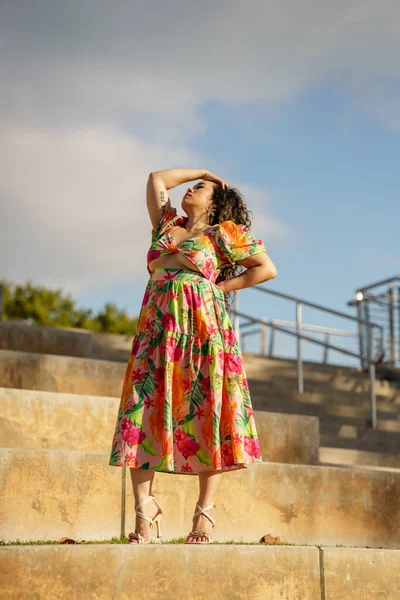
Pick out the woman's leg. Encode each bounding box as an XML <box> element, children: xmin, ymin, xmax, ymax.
<box><xmin>128</xmin><ymin>468</ymin><xmax>158</xmax><ymax>543</ymax></box>
<box><xmin>187</xmin><ymin>469</ymin><xmax>222</xmax><ymax>543</ymax></box>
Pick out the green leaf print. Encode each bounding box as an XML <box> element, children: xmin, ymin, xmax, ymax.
<box><xmin>109</xmin><ymin>441</ymin><xmax>120</xmax><ymax>465</ymax></box>
<box><xmin>196</xmin><ymin>446</ymin><xmax>212</xmax><ymax>466</ymax></box>
<box><xmin>152</xmin><ymin>454</ymin><xmax>172</xmax><ymax>471</ymax></box>
<box><xmin>178</xmin><ymin>409</ymin><xmax>195</xmax><ymax>425</ymax></box>
<box><xmin>181</xmin><ymin>418</ymin><xmax>197</xmax><ymax>438</ymax></box>
<box><xmin>140</xmin><ymin>435</ymin><xmax>158</xmax><ymax>456</ymax></box>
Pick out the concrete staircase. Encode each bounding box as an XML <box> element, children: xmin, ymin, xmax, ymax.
<box><xmin>1</xmin><ymin>344</ymin><xmax>400</xmax><ymax>598</ymax></box>
<box><xmin>243</xmin><ymin>353</ymin><xmax>400</xmax><ymax>470</ymax></box>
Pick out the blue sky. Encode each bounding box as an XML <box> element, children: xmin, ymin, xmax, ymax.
<box><xmin>1</xmin><ymin>1</ymin><xmax>398</xmax><ymax>366</ymax></box>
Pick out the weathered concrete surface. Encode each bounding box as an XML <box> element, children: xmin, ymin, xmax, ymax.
<box><xmin>323</xmin><ymin>547</ymin><xmax>400</xmax><ymax>599</ymax></box>
<box><xmin>320</xmin><ymin>446</ymin><xmax>400</xmax><ymax>469</ymax></box>
<box><xmin>0</xmin><ymin>322</ymin><xmax>93</xmax><ymax>358</ymax></box>
<box><xmin>0</xmin><ymin>349</ymin><xmax>126</xmax><ymax>396</ymax></box>
<box><xmin>1</xmin><ymin>449</ymin><xmax>399</xmax><ymax>548</ymax></box>
<box><xmin>0</xmin><ymin>388</ymin><xmax>320</xmax><ymax>465</ymax></box>
<box><xmin>0</xmin><ymin>545</ymin><xmax>321</xmax><ymax>600</ymax></box>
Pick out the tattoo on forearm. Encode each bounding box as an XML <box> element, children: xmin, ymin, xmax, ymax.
<box><xmin>160</xmin><ymin>191</ymin><xmax>170</xmax><ymax>219</ymax></box>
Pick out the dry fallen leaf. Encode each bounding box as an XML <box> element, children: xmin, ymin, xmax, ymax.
<box><xmin>260</xmin><ymin>533</ymin><xmax>281</xmax><ymax>544</ymax></box>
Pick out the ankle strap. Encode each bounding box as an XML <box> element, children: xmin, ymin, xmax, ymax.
<box><xmin>193</xmin><ymin>501</ymin><xmax>216</xmax><ymax>525</ymax></box>
<box><xmin>135</xmin><ymin>494</ymin><xmax>162</xmax><ymax>512</ymax></box>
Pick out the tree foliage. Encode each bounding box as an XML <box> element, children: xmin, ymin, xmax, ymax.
<box><xmin>0</xmin><ymin>278</ymin><xmax>138</xmax><ymax>335</ymax></box>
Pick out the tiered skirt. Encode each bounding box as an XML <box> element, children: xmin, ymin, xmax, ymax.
<box><xmin>109</xmin><ymin>267</ymin><xmax>262</xmax><ymax>475</ymax></box>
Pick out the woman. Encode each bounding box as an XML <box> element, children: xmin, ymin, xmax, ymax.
<box><xmin>109</xmin><ymin>168</ymin><xmax>278</xmax><ymax>545</ymax></box>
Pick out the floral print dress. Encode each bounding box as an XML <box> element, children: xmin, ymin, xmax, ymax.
<box><xmin>109</xmin><ymin>202</ymin><xmax>267</xmax><ymax>475</ymax></box>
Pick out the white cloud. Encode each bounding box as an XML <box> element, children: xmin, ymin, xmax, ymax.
<box><xmin>1</xmin><ymin>0</ymin><xmax>399</xmax><ymax>294</ymax></box>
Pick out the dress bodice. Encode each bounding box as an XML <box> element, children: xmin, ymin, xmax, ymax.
<box><xmin>147</xmin><ymin>202</ymin><xmax>266</xmax><ymax>284</ymax></box>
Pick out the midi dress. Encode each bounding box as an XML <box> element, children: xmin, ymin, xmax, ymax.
<box><xmin>108</xmin><ymin>202</ymin><xmax>267</xmax><ymax>475</ymax></box>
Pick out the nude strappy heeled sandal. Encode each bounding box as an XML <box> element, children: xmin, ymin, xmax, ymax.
<box><xmin>127</xmin><ymin>494</ymin><xmax>163</xmax><ymax>544</ymax></box>
<box><xmin>186</xmin><ymin>501</ymin><xmax>216</xmax><ymax>544</ymax></box>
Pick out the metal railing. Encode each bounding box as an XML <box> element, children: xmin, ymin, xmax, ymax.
<box><xmin>240</xmin><ymin>319</ymin><xmax>359</xmax><ymax>364</ymax></box>
<box><xmin>347</xmin><ymin>275</ymin><xmax>400</xmax><ymax>368</ymax></box>
<box><xmin>232</xmin><ymin>285</ymin><xmax>385</xmax><ymax>429</ymax></box>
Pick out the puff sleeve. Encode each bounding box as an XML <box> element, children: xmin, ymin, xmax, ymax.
<box><xmin>151</xmin><ymin>197</ymin><xmax>178</xmax><ymax>238</ymax></box>
<box><xmin>216</xmin><ymin>220</ymin><xmax>266</xmax><ymax>266</ymax></box>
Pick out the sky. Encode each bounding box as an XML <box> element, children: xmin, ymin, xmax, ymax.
<box><xmin>0</xmin><ymin>0</ymin><xmax>399</xmax><ymax>366</ymax></box>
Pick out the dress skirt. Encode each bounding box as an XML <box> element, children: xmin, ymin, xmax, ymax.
<box><xmin>108</xmin><ymin>267</ymin><xmax>263</xmax><ymax>475</ymax></box>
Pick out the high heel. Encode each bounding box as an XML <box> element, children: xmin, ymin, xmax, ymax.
<box><xmin>185</xmin><ymin>501</ymin><xmax>216</xmax><ymax>544</ymax></box>
<box><xmin>127</xmin><ymin>494</ymin><xmax>163</xmax><ymax>544</ymax></box>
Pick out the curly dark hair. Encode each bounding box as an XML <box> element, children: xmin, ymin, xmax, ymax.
<box><xmin>206</xmin><ymin>182</ymin><xmax>255</xmax><ymax>316</ymax></box>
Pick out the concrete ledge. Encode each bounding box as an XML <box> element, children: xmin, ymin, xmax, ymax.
<box><xmin>0</xmin><ymin>388</ymin><xmax>320</xmax><ymax>465</ymax></box>
<box><xmin>0</xmin><ymin>545</ymin><xmax>321</xmax><ymax>599</ymax></box>
<box><xmin>0</xmin><ymin>349</ymin><xmax>126</xmax><ymax>396</ymax></box>
<box><xmin>0</xmin><ymin>322</ymin><xmax>93</xmax><ymax>358</ymax></box>
<box><xmin>1</xmin><ymin>448</ymin><xmax>399</xmax><ymax>547</ymax></box>
<box><xmin>323</xmin><ymin>547</ymin><xmax>400</xmax><ymax>599</ymax></box>
<box><xmin>1</xmin><ymin>545</ymin><xmax>399</xmax><ymax>600</ymax></box>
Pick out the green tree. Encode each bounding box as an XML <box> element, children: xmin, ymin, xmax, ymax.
<box><xmin>0</xmin><ymin>279</ymin><xmax>138</xmax><ymax>335</ymax></box>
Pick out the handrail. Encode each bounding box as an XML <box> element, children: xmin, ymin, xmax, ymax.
<box><xmin>250</xmin><ymin>285</ymin><xmax>384</xmax><ymax>337</ymax></box>
<box><xmin>356</xmin><ymin>275</ymin><xmax>400</xmax><ymax>292</ymax></box>
<box><xmin>232</xmin><ymin>308</ymin><xmax>380</xmax><ymax>428</ymax></box>
<box><xmin>232</xmin><ymin>280</ymin><xmax>386</xmax><ymax>429</ymax></box>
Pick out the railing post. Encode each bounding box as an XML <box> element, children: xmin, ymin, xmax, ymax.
<box><xmin>296</xmin><ymin>301</ymin><xmax>304</xmax><ymax>393</ymax></box>
<box><xmin>261</xmin><ymin>316</ymin><xmax>268</xmax><ymax>356</ymax></box>
<box><xmin>389</xmin><ymin>283</ymin><xmax>395</xmax><ymax>365</ymax></box>
<box><xmin>268</xmin><ymin>321</ymin><xmax>275</xmax><ymax>357</ymax></box>
<box><xmin>369</xmin><ymin>362</ymin><xmax>377</xmax><ymax>429</ymax></box>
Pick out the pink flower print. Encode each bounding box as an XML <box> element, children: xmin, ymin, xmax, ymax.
<box><xmin>243</xmin><ymin>377</ymin><xmax>249</xmax><ymax>388</ymax></box>
<box><xmin>232</xmin><ymin>433</ymin><xmax>242</xmax><ymax>444</ymax></box>
<box><xmin>145</xmin><ymin>317</ymin><xmax>153</xmax><ymax>329</ymax></box>
<box><xmin>165</xmin><ymin>271</ymin><xmax>176</xmax><ymax>281</ymax></box>
<box><xmin>131</xmin><ymin>368</ymin><xmax>146</xmax><ymax>382</ymax></box>
<box><xmin>120</xmin><ymin>419</ymin><xmax>146</xmax><ymax>446</ymax></box>
<box><xmin>223</xmin><ymin>327</ymin><xmax>237</xmax><ymax>346</ymax></box>
<box><xmin>217</xmin><ymin>348</ymin><xmax>225</xmax><ymax>370</ymax></box>
<box><xmin>165</xmin><ymin>336</ymin><xmax>183</xmax><ymax>361</ymax></box>
<box><xmin>181</xmin><ymin>462</ymin><xmax>193</xmax><ymax>472</ymax></box>
<box><xmin>244</xmin><ymin>436</ymin><xmax>261</xmax><ymax>458</ymax></box>
<box><xmin>221</xmin><ymin>442</ymin><xmax>234</xmax><ymax>466</ymax></box>
<box><xmin>207</xmin><ymin>323</ymin><xmax>218</xmax><ymax>337</ymax></box>
<box><xmin>180</xmin><ymin>437</ymin><xmax>200</xmax><ymax>457</ymax></box>
<box><xmin>144</xmin><ymin>398</ymin><xmax>154</xmax><ymax>409</ymax></box>
<box><xmin>183</xmin><ymin>285</ymin><xmax>202</xmax><ymax>309</ymax></box>
<box><xmin>224</xmin><ymin>352</ymin><xmax>242</xmax><ymax>374</ymax></box>
<box><xmin>194</xmin><ymin>407</ymin><xmax>205</xmax><ymax>419</ymax></box>
<box><xmin>161</xmin><ymin>312</ymin><xmax>177</xmax><ymax>331</ymax></box>
<box><xmin>245</xmin><ymin>406</ymin><xmax>253</xmax><ymax>417</ymax></box>
<box><xmin>174</xmin><ymin>429</ymin><xmax>187</xmax><ymax>443</ymax></box>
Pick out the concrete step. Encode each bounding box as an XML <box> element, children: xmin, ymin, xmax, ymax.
<box><xmin>0</xmin><ymin>388</ymin><xmax>320</xmax><ymax>466</ymax></box>
<box><xmin>242</xmin><ymin>352</ymin><xmax>400</xmax><ymax>395</ymax></box>
<box><xmin>252</xmin><ymin>399</ymin><xmax>400</xmax><ymax>430</ymax></box>
<box><xmin>320</xmin><ymin>422</ymin><xmax>400</xmax><ymax>441</ymax></box>
<box><xmin>2</xmin><ymin>347</ymin><xmax>400</xmax><ymax>402</ymax></box>
<box><xmin>319</xmin><ymin>446</ymin><xmax>400</xmax><ymax>470</ymax></box>
<box><xmin>1</xmin><ymin>448</ymin><xmax>400</xmax><ymax>548</ymax></box>
<box><xmin>319</xmin><ymin>433</ymin><xmax>400</xmax><ymax>455</ymax></box>
<box><xmin>1</xmin><ymin>544</ymin><xmax>399</xmax><ymax>600</ymax></box>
